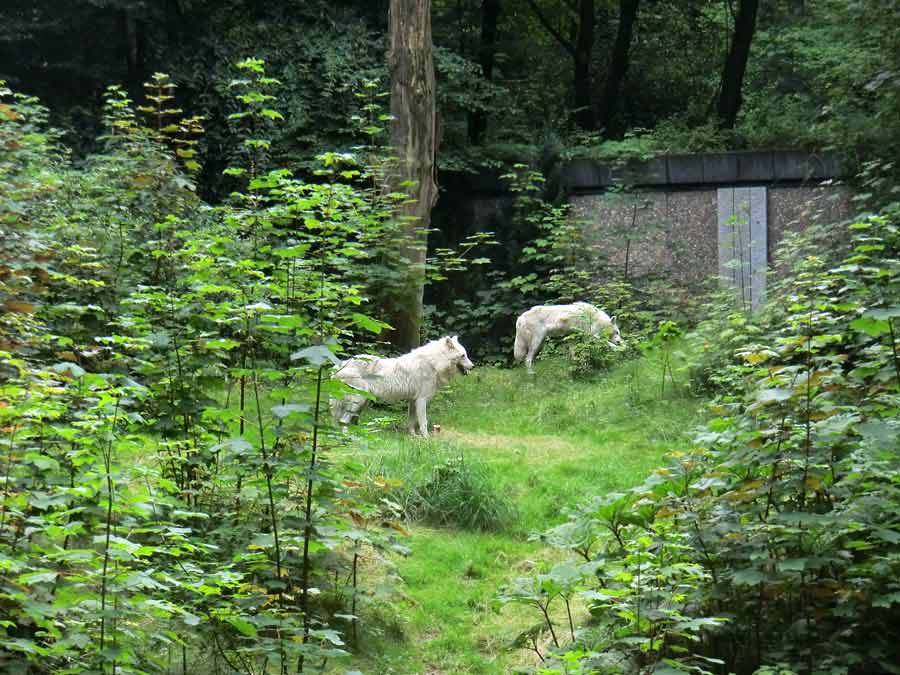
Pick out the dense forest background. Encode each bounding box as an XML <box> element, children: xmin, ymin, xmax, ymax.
<box><xmin>7</xmin><ymin>0</ymin><xmax>897</xmax><ymax>356</ymax></box>
<box><xmin>3</xmin><ymin>0</ymin><xmax>899</xmax><ymax>186</ymax></box>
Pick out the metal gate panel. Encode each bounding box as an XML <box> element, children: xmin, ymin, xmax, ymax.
<box><xmin>717</xmin><ymin>187</ymin><xmax>767</xmax><ymax>309</ymax></box>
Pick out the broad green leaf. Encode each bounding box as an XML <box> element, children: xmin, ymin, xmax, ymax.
<box><xmin>850</xmin><ymin>316</ymin><xmax>891</xmax><ymax>337</ymax></box>
<box><xmin>732</xmin><ymin>568</ymin><xmax>769</xmax><ymax>585</ymax></box>
<box><xmin>224</xmin><ymin>616</ymin><xmax>257</xmax><ymax>637</ymax></box>
<box><xmin>756</xmin><ymin>388</ymin><xmax>793</xmax><ymax>403</ymax></box>
<box><xmin>351</xmin><ymin>312</ymin><xmax>388</xmax><ymax>335</ymax></box>
<box><xmin>50</xmin><ymin>362</ymin><xmax>85</xmax><ymax>378</ymax></box>
<box><xmin>271</xmin><ymin>403</ymin><xmax>311</xmax><ymax>419</ymax></box>
<box><xmin>291</xmin><ymin>345</ymin><xmax>341</xmax><ymax>367</ymax></box>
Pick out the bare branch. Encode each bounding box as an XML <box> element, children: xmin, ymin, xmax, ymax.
<box><xmin>526</xmin><ymin>0</ymin><xmax>576</xmax><ymax>57</ymax></box>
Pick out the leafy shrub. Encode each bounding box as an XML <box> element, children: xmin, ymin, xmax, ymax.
<box><xmin>564</xmin><ymin>334</ymin><xmax>620</xmax><ymax>380</ymax></box>
<box><xmin>687</xmin><ymin>306</ymin><xmax>760</xmax><ymax>395</ymax></box>
<box><xmin>0</xmin><ymin>69</ymin><xmax>411</xmax><ymax>674</ymax></box>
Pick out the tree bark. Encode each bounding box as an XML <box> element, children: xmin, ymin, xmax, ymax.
<box><xmin>716</xmin><ymin>0</ymin><xmax>759</xmax><ymax>129</ymax></box>
<box><xmin>121</xmin><ymin>10</ymin><xmax>146</xmax><ymax>99</ymax></box>
<box><xmin>468</xmin><ymin>0</ymin><xmax>501</xmax><ymax>144</ymax></box>
<box><xmin>526</xmin><ymin>0</ymin><xmax>595</xmax><ymax>131</ymax></box>
<box><xmin>596</xmin><ymin>0</ymin><xmax>639</xmax><ymax>136</ymax></box>
<box><xmin>573</xmin><ymin>0</ymin><xmax>595</xmax><ymax>130</ymax></box>
<box><xmin>388</xmin><ymin>0</ymin><xmax>439</xmax><ymax>351</ymax></box>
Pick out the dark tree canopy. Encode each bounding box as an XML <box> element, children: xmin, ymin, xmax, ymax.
<box><xmin>1</xmin><ymin>0</ymin><xmax>898</xmax><ymax>186</ymax></box>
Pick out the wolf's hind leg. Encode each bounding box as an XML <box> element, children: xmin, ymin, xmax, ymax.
<box><xmin>525</xmin><ymin>334</ymin><xmax>543</xmax><ymax>374</ymax></box>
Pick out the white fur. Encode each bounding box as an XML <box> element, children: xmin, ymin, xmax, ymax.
<box><xmin>513</xmin><ymin>301</ymin><xmax>623</xmax><ymax>374</ymax></box>
<box><xmin>331</xmin><ymin>336</ymin><xmax>474</xmax><ymax>437</ymax></box>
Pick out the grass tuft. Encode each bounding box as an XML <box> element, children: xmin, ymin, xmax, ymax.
<box><xmin>369</xmin><ymin>442</ymin><xmax>517</xmax><ymax>532</ymax></box>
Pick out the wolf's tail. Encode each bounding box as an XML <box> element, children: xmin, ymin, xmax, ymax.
<box><xmin>513</xmin><ymin>324</ymin><xmax>528</xmax><ymax>363</ymax></box>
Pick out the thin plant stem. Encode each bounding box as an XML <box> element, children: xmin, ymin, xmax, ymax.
<box><xmin>299</xmin><ymin>365</ymin><xmax>326</xmax><ymax>672</ymax></box>
<box><xmin>0</xmin><ymin>421</ymin><xmax>19</xmax><ymax>534</ymax></box>
<box><xmin>352</xmin><ymin>548</ymin><xmax>359</xmax><ymax>643</ymax></box>
<box><xmin>565</xmin><ymin>596</ymin><xmax>575</xmax><ymax>642</ymax></box>
<box><xmin>249</xmin><ymin>357</ymin><xmax>286</xmax><ymax>675</ymax></box>
<box><xmin>538</xmin><ymin>601</ymin><xmax>559</xmax><ymax>648</ymax></box>
<box><xmin>887</xmin><ymin>318</ymin><xmax>900</xmax><ymax>386</ymax></box>
<box><xmin>99</xmin><ymin>397</ymin><xmax>121</xmax><ymax>671</ymax></box>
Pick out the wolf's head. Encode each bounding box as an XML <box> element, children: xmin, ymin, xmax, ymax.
<box><xmin>445</xmin><ymin>335</ymin><xmax>475</xmax><ymax>375</ymax></box>
<box><xmin>331</xmin><ymin>393</ymin><xmax>368</xmax><ymax>426</ymax></box>
<box><xmin>607</xmin><ymin>316</ymin><xmax>624</xmax><ymax>347</ymax></box>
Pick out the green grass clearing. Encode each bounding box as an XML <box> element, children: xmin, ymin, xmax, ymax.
<box><xmin>339</xmin><ymin>350</ymin><xmax>704</xmax><ymax>674</ymax></box>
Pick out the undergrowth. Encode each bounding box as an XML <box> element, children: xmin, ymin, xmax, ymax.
<box><xmin>500</xmin><ymin>207</ymin><xmax>900</xmax><ymax>675</ymax></box>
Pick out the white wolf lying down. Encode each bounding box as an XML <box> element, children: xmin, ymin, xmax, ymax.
<box><xmin>513</xmin><ymin>301</ymin><xmax>623</xmax><ymax>374</ymax></box>
<box><xmin>331</xmin><ymin>336</ymin><xmax>474</xmax><ymax>437</ymax></box>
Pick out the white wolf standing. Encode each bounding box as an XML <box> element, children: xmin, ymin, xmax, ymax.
<box><xmin>513</xmin><ymin>301</ymin><xmax>623</xmax><ymax>374</ymax></box>
<box><xmin>331</xmin><ymin>336</ymin><xmax>474</xmax><ymax>437</ymax></box>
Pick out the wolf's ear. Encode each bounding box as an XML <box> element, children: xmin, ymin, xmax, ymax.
<box><xmin>610</xmin><ymin>315</ymin><xmax>617</xmax><ymax>324</ymax></box>
<box><xmin>445</xmin><ymin>336</ymin><xmax>455</xmax><ymax>348</ymax></box>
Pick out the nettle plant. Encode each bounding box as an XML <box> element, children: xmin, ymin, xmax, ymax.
<box><xmin>0</xmin><ymin>62</ymin><xmax>413</xmax><ymax>674</ymax></box>
<box><xmin>502</xmin><ymin>164</ymin><xmax>597</xmax><ymax>305</ymax></box>
<box><xmin>498</xmin><ymin>206</ymin><xmax>900</xmax><ymax>674</ymax></box>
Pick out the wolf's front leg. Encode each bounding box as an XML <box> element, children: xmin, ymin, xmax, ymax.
<box><xmin>407</xmin><ymin>400</ymin><xmax>418</xmax><ymax>435</ymax></box>
<box><xmin>525</xmin><ymin>334</ymin><xmax>543</xmax><ymax>374</ymax></box>
<box><xmin>414</xmin><ymin>398</ymin><xmax>429</xmax><ymax>438</ymax></box>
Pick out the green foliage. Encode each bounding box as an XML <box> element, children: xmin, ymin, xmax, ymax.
<box><xmin>564</xmin><ymin>335</ymin><xmax>620</xmax><ymax>381</ymax></box>
<box><xmin>649</xmin><ymin>320</ymin><xmax>684</xmax><ymax>397</ymax></box>
<box><xmin>501</xmin><ymin>164</ymin><xmax>597</xmax><ymax>305</ymax></box>
<box><xmin>559</xmin><ymin>129</ymin><xmax>659</xmax><ymax>163</ymax></box>
<box><xmin>507</xmin><ymin>206</ymin><xmax>900</xmax><ymax>674</ymax></box>
<box><xmin>0</xmin><ymin>68</ymin><xmax>411</xmax><ymax>673</ymax></box>
<box><xmin>686</xmin><ymin>303</ymin><xmax>762</xmax><ymax>396</ymax></box>
<box><xmin>3</xmin><ymin>0</ymin><xmax>900</xmax><ymax>203</ymax></box>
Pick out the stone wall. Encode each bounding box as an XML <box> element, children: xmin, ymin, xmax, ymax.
<box><xmin>767</xmin><ymin>185</ymin><xmax>853</xmax><ymax>265</ymax></box>
<box><xmin>570</xmin><ymin>189</ymin><xmax>719</xmax><ymax>286</ymax></box>
<box><xmin>433</xmin><ymin>152</ymin><xmax>852</xmax><ymax>307</ymax></box>
<box><xmin>569</xmin><ymin>183</ymin><xmax>851</xmax><ymax>288</ymax></box>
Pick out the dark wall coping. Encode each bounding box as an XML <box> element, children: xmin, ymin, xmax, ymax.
<box><xmin>438</xmin><ymin>151</ymin><xmax>844</xmax><ymax>197</ymax></box>
<box><xmin>561</xmin><ymin>151</ymin><xmax>844</xmax><ymax>191</ymax></box>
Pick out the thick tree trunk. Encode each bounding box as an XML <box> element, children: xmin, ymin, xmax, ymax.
<box><xmin>526</xmin><ymin>0</ymin><xmax>594</xmax><ymax>130</ymax></box>
<box><xmin>388</xmin><ymin>0</ymin><xmax>438</xmax><ymax>351</ymax></box>
<box><xmin>573</xmin><ymin>0</ymin><xmax>595</xmax><ymax>130</ymax></box>
<box><xmin>596</xmin><ymin>0</ymin><xmax>639</xmax><ymax>136</ymax></box>
<box><xmin>121</xmin><ymin>10</ymin><xmax>146</xmax><ymax>98</ymax></box>
<box><xmin>716</xmin><ymin>0</ymin><xmax>759</xmax><ymax>129</ymax></box>
<box><xmin>468</xmin><ymin>0</ymin><xmax>501</xmax><ymax>144</ymax></box>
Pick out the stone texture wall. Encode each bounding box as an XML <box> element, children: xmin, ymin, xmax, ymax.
<box><xmin>569</xmin><ymin>184</ymin><xmax>851</xmax><ymax>285</ymax></box>
<box><xmin>570</xmin><ymin>190</ymin><xmax>719</xmax><ymax>286</ymax></box>
<box><xmin>767</xmin><ymin>185</ymin><xmax>853</xmax><ymax>266</ymax></box>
